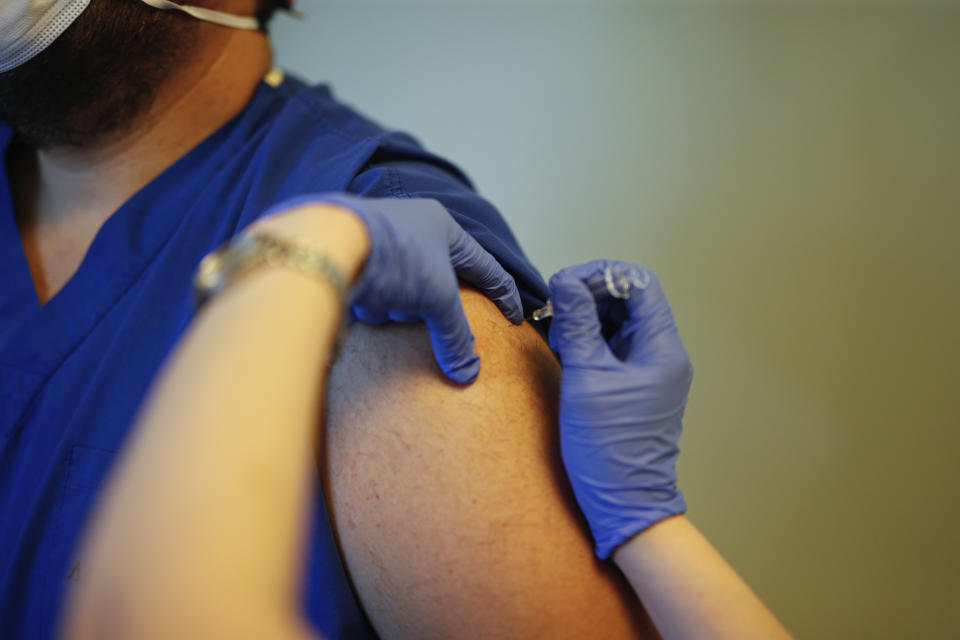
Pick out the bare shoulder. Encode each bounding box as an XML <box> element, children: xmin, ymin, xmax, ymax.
<box><xmin>323</xmin><ymin>287</ymin><xmax>659</xmax><ymax>639</ymax></box>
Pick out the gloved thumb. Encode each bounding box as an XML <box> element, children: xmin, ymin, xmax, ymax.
<box><xmin>548</xmin><ymin>266</ymin><xmax>612</xmax><ymax>366</ymax></box>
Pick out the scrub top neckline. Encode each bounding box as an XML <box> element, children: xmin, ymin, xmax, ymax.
<box><xmin>0</xmin><ymin>79</ymin><xmax>281</xmax><ymax>380</ymax></box>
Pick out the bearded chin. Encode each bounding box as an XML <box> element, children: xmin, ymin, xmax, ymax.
<box><xmin>0</xmin><ymin>1</ymin><xmax>197</xmax><ymax>150</ymax></box>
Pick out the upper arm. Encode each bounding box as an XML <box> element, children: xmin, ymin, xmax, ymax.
<box><xmin>322</xmin><ymin>287</ymin><xmax>660</xmax><ymax>639</ymax></box>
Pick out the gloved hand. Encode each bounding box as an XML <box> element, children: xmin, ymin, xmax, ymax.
<box><xmin>548</xmin><ymin>260</ymin><xmax>693</xmax><ymax>559</ymax></box>
<box><xmin>263</xmin><ymin>193</ymin><xmax>524</xmax><ymax>384</ymax></box>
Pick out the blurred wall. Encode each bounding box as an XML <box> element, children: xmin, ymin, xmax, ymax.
<box><xmin>272</xmin><ymin>3</ymin><xmax>960</xmax><ymax>638</ymax></box>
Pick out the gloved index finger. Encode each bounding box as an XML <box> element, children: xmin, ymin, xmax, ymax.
<box><xmin>548</xmin><ymin>265</ymin><xmax>616</xmax><ymax>366</ymax></box>
<box><xmin>446</xmin><ymin>222</ymin><xmax>524</xmax><ymax>325</ymax></box>
<box><xmin>422</xmin><ymin>290</ymin><xmax>482</xmax><ymax>384</ymax></box>
<box><xmin>551</xmin><ymin>259</ymin><xmax>632</xmax><ymax>327</ymax></box>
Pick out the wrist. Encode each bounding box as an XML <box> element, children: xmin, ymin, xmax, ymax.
<box><xmin>611</xmin><ymin>513</ymin><xmax>687</xmax><ymax>567</ymax></box>
<box><xmin>247</xmin><ymin>202</ymin><xmax>371</xmax><ymax>283</ymax></box>
<box><xmin>584</xmin><ymin>487</ymin><xmax>687</xmax><ymax>560</ymax></box>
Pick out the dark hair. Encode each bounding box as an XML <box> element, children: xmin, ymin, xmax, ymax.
<box><xmin>0</xmin><ymin>0</ymin><xmax>198</xmax><ymax>148</ymax></box>
<box><xmin>256</xmin><ymin>0</ymin><xmax>285</xmax><ymax>31</ymax></box>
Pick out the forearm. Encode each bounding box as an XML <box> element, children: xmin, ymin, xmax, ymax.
<box><xmin>62</xmin><ymin>206</ymin><xmax>366</xmax><ymax>639</ymax></box>
<box><xmin>613</xmin><ymin>515</ymin><xmax>793</xmax><ymax>640</ymax></box>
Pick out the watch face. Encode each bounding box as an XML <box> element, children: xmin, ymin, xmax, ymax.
<box><xmin>192</xmin><ymin>234</ymin><xmax>263</xmax><ymax>309</ymax></box>
<box><xmin>194</xmin><ymin>251</ymin><xmax>228</xmax><ymax>305</ymax></box>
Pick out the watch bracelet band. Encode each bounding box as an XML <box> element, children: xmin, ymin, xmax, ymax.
<box><xmin>192</xmin><ymin>231</ymin><xmax>350</xmax><ymax>311</ymax></box>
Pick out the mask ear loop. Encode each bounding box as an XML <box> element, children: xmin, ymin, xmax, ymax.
<box><xmin>138</xmin><ymin>0</ymin><xmax>261</xmax><ymax>30</ymax></box>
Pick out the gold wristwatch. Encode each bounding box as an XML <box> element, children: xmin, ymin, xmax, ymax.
<box><xmin>192</xmin><ymin>231</ymin><xmax>348</xmax><ymax>310</ymax></box>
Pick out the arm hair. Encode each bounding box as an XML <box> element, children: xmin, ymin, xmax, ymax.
<box><xmin>322</xmin><ymin>287</ymin><xmax>661</xmax><ymax>639</ymax></box>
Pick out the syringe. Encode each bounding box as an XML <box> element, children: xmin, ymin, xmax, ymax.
<box><xmin>530</xmin><ymin>263</ymin><xmax>651</xmax><ymax>321</ymax></box>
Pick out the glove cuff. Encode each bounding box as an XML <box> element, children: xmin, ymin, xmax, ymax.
<box><xmin>593</xmin><ymin>490</ymin><xmax>687</xmax><ymax>560</ymax></box>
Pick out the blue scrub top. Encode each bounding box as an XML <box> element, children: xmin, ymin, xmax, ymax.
<box><xmin>0</xmin><ymin>72</ymin><xmax>548</xmax><ymax>639</ymax></box>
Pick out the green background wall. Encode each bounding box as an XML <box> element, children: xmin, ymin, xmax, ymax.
<box><xmin>273</xmin><ymin>3</ymin><xmax>960</xmax><ymax>637</ymax></box>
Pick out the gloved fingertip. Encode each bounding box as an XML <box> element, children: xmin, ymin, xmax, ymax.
<box><xmin>487</xmin><ymin>277</ymin><xmax>523</xmax><ymax>324</ymax></box>
<box><xmin>548</xmin><ymin>268</ymin><xmax>589</xmax><ymax>304</ymax></box>
<box><xmin>547</xmin><ymin>267</ymin><xmax>611</xmax><ymax>364</ymax></box>
<box><xmin>444</xmin><ymin>353</ymin><xmax>481</xmax><ymax>384</ymax></box>
<box><xmin>548</xmin><ymin>271</ymin><xmax>595</xmax><ymax>320</ymax></box>
<box><xmin>547</xmin><ymin>271</ymin><xmax>562</xmax><ymax>292</ymax></box>
<box><xmin>506</xmin><ymin>289</ymin><xmax>524</xmax><ymax>325</ymax></box>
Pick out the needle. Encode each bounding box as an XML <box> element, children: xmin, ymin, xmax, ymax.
<box><xmin>529</xmin><ymin>263</ymin><xmax>650</xmax><ymax>321</ymax></box>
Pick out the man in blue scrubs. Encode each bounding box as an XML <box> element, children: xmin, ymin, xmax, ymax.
<box><xmin>0</xmin><ymin>1</ymin><xmax>657</xmax><ymax>637</ymax></box>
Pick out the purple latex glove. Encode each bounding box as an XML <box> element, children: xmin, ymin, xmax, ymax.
<box><xmin>273</xmin><ymin>193</ymin><xmax>523</xmax><ymax>384</ymax></box>
<box><xmin>549</xmin><ymin>260</ymin><xmax>693</xmax><ymax>559</ymax></box>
